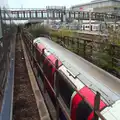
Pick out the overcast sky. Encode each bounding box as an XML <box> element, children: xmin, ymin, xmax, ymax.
<box><xmin>8</xmin><ymin>0</ymin><xmax>91</xmax><ymax>8</ymax></box>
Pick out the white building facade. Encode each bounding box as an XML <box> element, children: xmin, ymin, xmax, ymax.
<box><xmin>71</xmin><ymin>0</ymin><xmax>120</xmax><ymax>14</ymax></box>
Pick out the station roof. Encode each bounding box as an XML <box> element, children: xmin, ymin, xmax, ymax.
<box><xmin>71</xmin><ymin>0</ymin><xmax>120</xmax><ymax>8</ymax></box>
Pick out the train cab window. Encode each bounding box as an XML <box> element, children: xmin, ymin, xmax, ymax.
<box><xmin>57</xmin><ymin>71</ymin><xmax>74</xmax><ymax>108</ymax></box>
<box><xmin>76</xmin><ymin>101</ymin><xmax>92</xmax><ymax>120</ymax></box>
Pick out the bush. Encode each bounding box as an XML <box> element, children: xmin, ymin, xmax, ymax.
<box><xmin>50</xmin><ymin>29</ymin><xmax>74</xmax><ymax>37</ymax></box>
<box><xmin>28</xmin><ymin>24</ymin><xmax>50</xmax><ymax>38</ymax></box>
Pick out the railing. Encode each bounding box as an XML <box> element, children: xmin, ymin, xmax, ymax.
<box><xmin>2</xmin><ymin>8</ymin><xmax>120</xmax><ymax>21</ymax></box>
<box><xmin>0</xmin><ymin>8</ymin><xmax>16</xmax><ymax>120</ymax></box>
<box><xmin>22</xmin><ymin>31</ymin><xmax>106</xmax><ymax>120</ymax></box>
<box><xmin>51</xmin><ymin>35</ymin><xmax>120</xmax><ymax>78</ymax></box>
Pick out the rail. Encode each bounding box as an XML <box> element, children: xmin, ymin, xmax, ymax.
<box><xmin>22</xmin><ymin>31</ymin><xmax>106</xmax><ymax>120</ymax></box>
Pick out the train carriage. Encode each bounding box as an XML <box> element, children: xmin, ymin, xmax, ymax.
<box><xmin>33</xmin><ymin>37</ymin><xmax>120</xmax><ymax>120</ymax></box>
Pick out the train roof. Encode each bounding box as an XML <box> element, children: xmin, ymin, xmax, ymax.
<box><xmin>33</xmin><ymin>37</ymin><xmax>120</xmax><ymax>105</ymax></box>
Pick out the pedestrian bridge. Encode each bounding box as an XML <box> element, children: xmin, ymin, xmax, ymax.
<box><xmin>2</xmin><ymin>8</ymin><xmax>120</xmax><ymax>21</ymax></box>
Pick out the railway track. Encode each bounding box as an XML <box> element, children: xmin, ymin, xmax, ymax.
<box><xmin>13</xmin><ymin>33</ymin><xmax>50</xmax><ymax>120</ymax></box>
<box><xmin>22</xmin><ymin>29</ymin><xmax>57</xmax><ymax>120</ymax></box>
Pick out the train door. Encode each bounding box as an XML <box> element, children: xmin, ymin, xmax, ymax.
<box><xmin>56</xmin><ymin>70</ymin><xmax>75</xmax><ymax>108</ymax></box>
<box><xmin>70</xmin><ymin>91</ymin><xmax>92</xmax><ymax>120</ymax></box>
<box><xmin>70</xmin><ymin>86</ymin><xmax>106</xmax><ymax>120</ymax></box>
<box><xmin>43</xmin><ymin>54</ymin><xmax>62</xmax><ymax>104</ymax></box>
<box><xmin>55</xmin><ymin>69</ymin><xmax>75</xmax><ymax>120</ymax></box>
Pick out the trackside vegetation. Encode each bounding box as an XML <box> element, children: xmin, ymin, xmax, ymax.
<box><xmin>27</xmin><ymin>24</ymin><xmax>120</xmax><ymax>78</ymax></box>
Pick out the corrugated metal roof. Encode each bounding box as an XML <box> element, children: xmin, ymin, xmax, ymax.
<box><xmin>71</xmin><ymin>0</ymin><xmax>120</xmax><ymax>8</ymax></box>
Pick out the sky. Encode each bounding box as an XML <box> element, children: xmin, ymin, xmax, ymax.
<box><xmin>7</xmin><ymin>0</ymin><xmax>91</xmax><ymax>8</ymax></box>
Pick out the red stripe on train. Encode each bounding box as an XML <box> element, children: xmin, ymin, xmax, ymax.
<box><xmin>80</xmin><ymin>86</ymin><xmax>106</xmax><ymax>109</ymax></box>
<box><xmin>71</xmin><ymin>92</ymin><xmax>82</xmax><ymax>120</ymax></box>
<box><xmin>37</xmin><ymin>44</ymin><xmax>45</xmax><ymax>52</ymax></box>
<box><xmin>43</xmin><ymin>54</ymin><xmax>62</xmax><ymax>98</ymax></box>
<box><xmin>47</xmin><ymin>54</ymin><xmax>62</xmax><ymax>67</ymax></box>
<box><xmin>71</xmin><ymin>86</ymin><xmax>107</xmax><ymax>120</ymax></box>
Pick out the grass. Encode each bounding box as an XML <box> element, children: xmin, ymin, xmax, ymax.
<box><xmin>27</xmin><ymin>24</ymin><xmax>120</xmax><ymax>78</ymax></box>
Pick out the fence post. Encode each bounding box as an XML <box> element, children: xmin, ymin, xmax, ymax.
<box><xmin>31</xmin><ymin>40</ymin><xmax>34</xmax><ymax>65</ymax></box>
<box><xmin>111</xmin><ymin>44</ymin><xmax>114</xmax><ymax>68</ymax></box>
<box><xmin>55</xmin><ymin>60</ymin><xmax>60</xmax><ymax>120</ymax></box>
<box><xmin>77</xmin><ymin>39</ymin><xmax>79</xmax><ymax>55</ymax></box>
<box><xmin>42</xmin><ymin>49</ymin><xmax>47</xmax><ymax>93</ymax></box>
<box><xmin>90</xmin><ymin>40</ymin><xmax>93</xmax><ymax>61</ymax></box>
<box><xmin>63</xmin><ymin>36</ymin><xmax>65</xmax><ymax>46</ymax></box>
<box><xmin>67</xmin><ymin>36</ymin><xmax>69</xmax><ymax>46</ymax></box>
<box><xmin>72</xmin><ymin>37</ymin><xmax>74</xmax><ymax>51</ymax></box>
<box><xmin>83</xmin><ymin>40</ymin><xmax>86</xmax><ymax>58</ymax></box>
<box><xmin>94</xmin><ymin>91</ymin><xmax>100</xmax><ymax>120</ymax></box>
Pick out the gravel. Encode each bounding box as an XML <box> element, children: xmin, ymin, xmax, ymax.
<box><xmin>13</xmin><ymin>35</ymin><xmax>40</xmax><ymax>120</ymax></box>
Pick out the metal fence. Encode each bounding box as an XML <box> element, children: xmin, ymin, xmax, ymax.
<box><xmin>0</xmin><ymin>8</ymin><xmax>16</xmax><ymax>120</ymax></box>
<box><xmin>51</xmin><ymin>35</ymin><xmax>120</xmax><ymax>78</ymax></box>
<box><xmin>22</xmin><ymin>30</ymin><xmax>107</xmax><ymax>120</ymax></box>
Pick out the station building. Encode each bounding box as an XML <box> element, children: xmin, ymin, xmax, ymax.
<box><xmin>71</xmin><ymin>0</ymin><xmax>120</xmax><ymax>14</ymax></box>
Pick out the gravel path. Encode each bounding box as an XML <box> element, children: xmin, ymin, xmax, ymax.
<box><xmin>13</xmin><ymin>34</ymin><xmax>40</xmax><ymax>120</ymax></box>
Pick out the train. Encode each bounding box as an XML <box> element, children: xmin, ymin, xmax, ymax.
<box><xmin>81</xmin><ymin>24</ymin><xmax>100</xmax><ymax>31</ymax></box>
<box><xmin>71</xmin><ymin>23</ymin><xmax>118</xmax><ymax>31</ymax></box>
<box><xmin>32</xmin><ymin>37</ymin><xmax>120</xmax><ymax>120</ymax></box>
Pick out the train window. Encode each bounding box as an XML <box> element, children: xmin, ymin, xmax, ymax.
<box><xmin>48</xmin><ymin>64</ymin><xmax>54</xmax><ymax>85</ymax></box>
<box><xmin>76</xmin><ymin>101</ymin><xmax>92</xmax><ymax>120</ymax></box>
<box><xmin>43</xmin><ymin>59</ymin><xmax>49</xmax><ymax>74</ymax></box>
<box><xmin>38</xmin><ymin>54</ymin><xmax>44</xmax><ymax>68</ymax></box>
<box><xmin>43</xmin><ymin>58</ymin><xmax>57</xmax><ymax>87</ymax></box>
<box><xmin>57</xmin><ymin>71</ymin><xmax>74</xmax><ymax>108</ymax></box>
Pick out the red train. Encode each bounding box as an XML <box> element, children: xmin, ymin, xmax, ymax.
<box><xmin>33</xmin><ymin>37</ymin><xmax>120</xmax><ymax>120</ymax></box>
